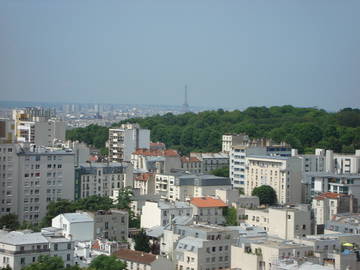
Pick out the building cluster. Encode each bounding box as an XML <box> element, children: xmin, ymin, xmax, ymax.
<box><xmin>1</xmin><ymin>109</ymin><xmax>360</xmax><ymax>270</ymax></box>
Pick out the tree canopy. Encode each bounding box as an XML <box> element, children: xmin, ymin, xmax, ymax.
<box><xmin>66</xmin><ymin>106</ymin><xmax>360</xmax><ymax>155</ymax></box>
<box><xmin>223</xmin><ymin>207</ymin><xmax>238</xmax><ymax>226</ymax></box>
<box><xmin>252</xmin><ymin>185</ymin><xmax>277</xmax><ymax>206</ymax></box>
<box><xmin>0</xmin><ymin>213</ymin><xmax>20</xmax><ymax>231</ymax></box>
<box><xmin>134</xmin><ymin>229</ymin><xmax>151</xmax><ymax>253</ymax></box>
<box><xmin>89</xmin><ymin>255</ymin><xmax>126</xmax><ymax>270</ymax></box>
<box><xmin>22</xmin><ymin>255</ymin><xmax>80</xmax><ymax>270</ymax></box>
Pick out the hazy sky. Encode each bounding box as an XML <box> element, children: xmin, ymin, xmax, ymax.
<box><xmin>1</xmin><ymin>0</ymin><xmax>359</xmax><ymax>110</ymax></box>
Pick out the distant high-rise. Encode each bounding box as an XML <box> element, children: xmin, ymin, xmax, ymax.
<box><xmin>182</xmin><ymin>85</ymin><xmax>190</xmax><ymax>112</ymax></box>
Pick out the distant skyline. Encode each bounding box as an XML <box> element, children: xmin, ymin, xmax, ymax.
<box><xmin>1</xmin><ymin>0</ymin><xmax>359</xmax><ymax>111</ymax></box>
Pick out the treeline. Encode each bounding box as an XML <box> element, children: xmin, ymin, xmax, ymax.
<box><xmin>66</xmin><ymin>106</ymin><xmax>360</xmax><ymax>155</ymax></box>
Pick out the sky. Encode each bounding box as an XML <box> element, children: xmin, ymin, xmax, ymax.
<box><xmin>0</xmin><ymin>0</ymin><xmax>359</xmax><ymax>111</ymax></box>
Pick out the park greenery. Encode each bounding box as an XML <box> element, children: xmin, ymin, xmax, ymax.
<box><xmin>66</xmin><ymin>106</ymin><xmax>360</xmax><ymax>155</ymax></box>
<box><xmin>20</xmin><ymin>255</ymin><xmax>126</xmax><ymax>270</ymax></box>
<box><xmin>252</xmin><ymin>185</ymin><xmax>277</xmax><ymax>206</ymax></box>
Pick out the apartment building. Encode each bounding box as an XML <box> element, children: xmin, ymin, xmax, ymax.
<box><xmin>190</xmin><ymin>197</ymin><xmax>227</xmax><ymax>225</ymax></box>
<box><xmin>244</xmin><ymin>206</ymin><xmax>311</xmax><ymax>240</ymax></box>
<box><xmin>231</xmin><ymin>239</ymin><xmax>314</xmax><ymax>270</ymax></box>
<box><xmin>172</xmin><ymin>224</ymin><xmax>236</xmax><ymax>270</ymax></box>
<box><xmin>0</xmin><ymin>118</ymin><xmax>15</xmax><ymax>143</ymax></box>
<box><xmin>190</xmin><ymin>152</ymin><xmax>229</xmax><ymax>173</ymax></box>
<box><xmin>303</xmin><ymin>172</ymin><xmax>360</xmax><ymax>203</ymax></box>
<box><xmin>312</xmin><ymin>192</ymin><xmax>357</xmax><ymax>234</ymax></box>
<box><xmin>85</xmin><ymin>209</ymin><xmax>128</xmax><ymax>242</ymax></box>
<box><xmin>134</xmin><ymin>173</ymin><xmax>156</xmax><ymax>195</ymax></box>
<box><xmin>325</xmin><ymin>214</ymin><xmax>360</xmax><ymax>234</ymax></box>
<box><xmin>222</xmin><ymin>133</ymin><xmax>250</xmax><ymax>153</ymax></box>
<box><xmin>74</xmin><ymin>162</ymin><xmax>133</xmax><ymax>200</ymax></box>
<box><xmin>0</xmin><ymin>229</ymin><xmax>74</xmax><ymax>270</ymax></box>
<box><xmin>108</xmin><ymin>123</ymin><xmax>150</xmax><ymax>162</ymax></box>
<box><xmin>245</xmin><ymin>156</ymin><xmax>303</xmax><ymax>204</ymax></box>
<box><xmin>131</xmin><ymin>148</ymin><xmax>181</xmax><ymax>174</ymax></box>
<box><xmin>12</xmin><ymin>108</ymin><xmax>65</xmax><ymax>146</ymax></box>
<box><xmin>155</xmin><ymin>173</ymin><xmax>232</xmax><ymax>201</ymax></box>
<box><xmin>140</xmin><ymin>200</ymin><xmax>193</xmax><ymax>229</ymax></box>
<box><xmin>0</xmin><ymin>144</ymin><xmax>75</xmax><ymax>224</ymax></box>
<box><xmin>180</xmin><ymin>156</ymin><xmax>203</xmax><ymax>174</ymax></box>
<box><xmin>113</xmin><ymin>249</ymin><xmax>173</xmax><ymax>270</ymax></box>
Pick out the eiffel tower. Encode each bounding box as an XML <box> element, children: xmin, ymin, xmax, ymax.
<box><xmin>182</xmin><ymin>85</ymin><xmax>190</xmax><ymax>112</ymax></box>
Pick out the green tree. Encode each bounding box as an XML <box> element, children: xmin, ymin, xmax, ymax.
<box><xmin>42</xmin><ymin>200</ymin><xmax>75</xmax><ymax>227</ymax></box>
<box><xmin>210</xmin><ymin>167</ymin><xmax>229</xmax><ymax>177</ymax></box>
<box><xmin>115</xmin><ymin>187</ymin><xmax>133</xmax><ymax>210</ymax></box>
<box><xmin>223</xmin><ymin>207</ymin><xmax>238</xmax><ymax>226</ymax></box>
<box><xmin>134</xmin><ymin>229</ymin><xmax>151</xmax><ymax>252</ymax></box>
<box><xmin>252</xmin><ymin>185</ymin><xmax>277</xmax><ymax>206</ymax></box>
<box><xmin>22</xmin><ymin>255</ymin><xmax>65</xmax><ymax>270</ymax></box>
<box><xmin>89</xmin><ymin>255</ymin><xmax>126</xmax><ymax>270</ymax></box>
<box><xmin>0</xmin><ymin>213</ymin><xmax>20</xmax><ymax>231</ymax></box>
<box><xmin>0</xmin><ymin>265</ymin><xmax>12</xmax><ymax>270</ymax></box>
<box><xmin>74</xmin><ymin>196</ymin><xmax>114</xmax><ymax>212</ymax></box>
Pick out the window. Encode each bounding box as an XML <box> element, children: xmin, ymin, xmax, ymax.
<box><xmin>54</xmin><ymin>244</ymin><xmax>58</xmax><ymax>251</ymax></box>
<box><xmin>67</xmin><ymin>254</ymin><xmax>71</xmax><ymax>261</ymax></box>
<box><xmin>21</xmin><ymin>258</ymin><xmax>25</xmax><ymax>264</ymax></box>
<box><xmin>67</xmin><ymin>243</ymin><xmax>72</xmax><ymax>249</ymax></box>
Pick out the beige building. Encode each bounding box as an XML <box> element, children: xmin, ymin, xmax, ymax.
<box><xmin>244</xmin><ymin>206</ymin><xmax>311</xmax><ymax>240</ymax></box>
<box><xmin>190</xmin><ymin>152</ymin><xmax>229</xmax><ymax>173</ymax></box>
<box><xmin>134</xmin><ymin>173</ymin><xmax>156</xmax><ymax>195</ymax></box>
<box><xmin>222</xmin><ymin>133</ymin><xmax>250</xmax><ymax>153</ymax></box>
<box><xmin>180</xmin><ymin>156</ymin><xmax>203</xmax><ymax>174</ymax></box>
<box><xmin>108</xmin><ymin>123</ymin><xmax>150</xmax><ymax>162</ymax></box>
<box><xmin>245</xmin><ymin>156</ymin><xmax>303</xmax><ymax>204</ymax></box>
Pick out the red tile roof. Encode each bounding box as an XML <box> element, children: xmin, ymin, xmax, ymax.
<box><xmin>190</xmin><ymin>197</ymin><xmax>227</xmax><ymax>208</ymax></box>
<box><xmin>314</xmin><ymin>192</ymin><xmax>347</xmax><ymax>200</ymax></box>
<box><xmin>133</xmin><ymin>148</ymin><xmax>179</xmax><ymax>157</ymax></box>
<box><xmin>113</xmin><ymin>249</ymin><xmax>157</xmax><ymax>264</ymax></box>
<box><xmin>135</xmin><ymin>173</ymin><xmax>154</xmax><ymax>182</ymax></box>
<box><xmin>181</xmin><ymin>156</ymin><xmax>201</xmax><ymax>163</ymax></box>
<box><xmin>150</xmin><ymin>142</ymin><xmax>165</xmax><ymax>147</ymax></box>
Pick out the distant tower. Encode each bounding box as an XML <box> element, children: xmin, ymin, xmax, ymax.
<box><xmin>183</xmin><ymin>85</ymin><xmax>190</xmax><ymax>112</ymax></box>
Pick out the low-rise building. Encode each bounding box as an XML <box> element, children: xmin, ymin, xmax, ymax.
<box><xmin>312</xmin><ymin>192</ymin><xmax>357</xmax><ymax>234</ymax></box>
<box><xmin>190</xmin><ymin>197</ymin><xmax>227</xmax><ymax>225</ymax></box>
<box><xmin>155</xmin><ymin>172</ymin><xmax>232</xmax><ymax>201</ymax></box>
<box><xmin>190</xmin><ymin>152</ymin><xmax>229</xmax><ymax>173</ymax></box>
<box><xmin>0</xmin><ymin>229</ymin><xmax>74</xmax><ymax>270</ymax></box>
<box><xmin>141</xmin><ymin>200</ymin><xmax>193</xmax><ymax>229</ymax></box>
<box><xmin>52</xmin><ymin>213</ymin><xmax>95</xmax><ymax>241</ymax></box>
<box><xmin>133</xmin><ymin>173</ymin><xmax>156</xmax><ymax>195</ymax></box>
<box><xmin>113</xmin><ymin>249</ymin><xmax>173</xmax><ymax>270</ymax></box>
<box><xmin>180</xmin><ymin>156</ymin><xmax>203</xmax><ymax>174</ymax></box>
<box><xmin>84</xmin><ymin>209</ymin><xmax>128</xmax><ymax>241</ymax></box>
<box><xmin>325</xmin><ymin>214</ymin><xmax>360</xmax><ymax>234</ymax></box>
<box><xmin>243</xmin><ymin>206</ymin><xmax>311</xmax><ymax>240</ymax></box>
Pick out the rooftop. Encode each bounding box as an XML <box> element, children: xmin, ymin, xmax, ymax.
<box><xmin>135</xmin><ymin>173</ymin><xmax>154</xmax><ymax>181</ymax></box>
<box><xmin>113</xmin><ymin>249</ymin><xmax>157</xmax><ymax>264</ymax></box>
<box><xmin>133</xmin><ymin>148</ymin><xmax>179</xmax><ymax>157</ymax></box>
<box><xmin>314</xmin><ymin>192</ymin><xmax>347</xmax><ymax>200</ymax></box>
<box><xmin>59</xmin><ymin>213</ymin><xmax>94</xmax><ymax>223</ymax></box>
<box><xmin>0</xmin><ymin>231</ymin><xmax>48</xmax><ymax>245</ymax></box>
<box><xmin>190</xmin><ymin>197</ymin><xmax>227</xmax><ymax>208</ymax></box>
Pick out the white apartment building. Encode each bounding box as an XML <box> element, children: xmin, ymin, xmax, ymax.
<box><xmin>245</xmin><ymin>156</ymin><xmax>303</xmax><ymax>204</ymax></box>
<box><xmin>0</xmin><ymin>144</ymin><xmax>75</xmax><ymax>224</ymax></box>
<box><xmin>190</xmin><ymin>197</ymin><xmax>227</xmax><ymax>225</ymax></box>
<box><xmin>108</xmin><ymin>123</ymin><xmax>150</xmax><ymax>162</ymax></box>
<box><xmin>312</xmin><ymin>192</ymin><xmax>357</xmax><ymax>234</ymax></box>
<box><xmin>74</xmin><ymin>162</ymin><xmax>133</xmax><ymax>200</ymax></box>
<box><xmin>230</xmin><ymin>145</ymin><xmax>292</xmax><ymax>189</ymax></box>
<box><xmin>0</xmin><ymin>229</ymin><xmax>74</xmax><ymax>270</ymax></box>
<box><xmin>190</xmin><ymin>152</ymin><xmax>229</xmax><ymax>173</ymax></box>
<box><xmin>244</xmin><ymin>206</ymin><xmax>311</xmax><ymax>240</ymax></box>
<box><xmin>155</xmin><ymin>173</ymin><xmax>232</xmax><ymax>202</ymax></box>
<box><xmin>222</xmin><ymin>133</ymin><xmax>249</xmax><ymax>153</ymax></box>
<box><xmin>131</xmin><ymin>148</ymin><xmax>181</xmax><ymax>174</ymax></box>
<box><xmin>140</xmin><ymin>200</ymin><xmax>193</xmax><ymax>229</ymax></box>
